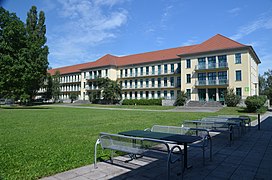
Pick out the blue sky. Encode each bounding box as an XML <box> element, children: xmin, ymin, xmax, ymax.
<box><xmin>2</xmin><ymin>0</ymin><xmax>272</xmax><ymax>74</ymax></box>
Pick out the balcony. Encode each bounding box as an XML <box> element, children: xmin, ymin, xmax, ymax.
<box><xmin>195</xmin><ymin>79</ymin><xmax>229</xmax><ymax>87</ymax></box>
<box><xmin>195</xmin><ymin>62</ymin><xmax>228</xmax><ymax>71</ymax></box>
<box><xmin>60</xmin><ymin>79</ymin><xmax>81</xmax><ymax>84</ymax></box>
<box><xmin>85</xmin><ymin>85</ymin><xmax>100</xmax><ymax>91</ymax></box>
<box><xmin>85</xmin><ymin>75</ymin><xmax>104</xmax><ymax>81</ymax></box>
<box><xmin>117</xmin><ymin>70</ymin><xmax>180</xmax><ymax>79</ymax></box>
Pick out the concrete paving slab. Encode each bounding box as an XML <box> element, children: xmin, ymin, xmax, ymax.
<box><xmin>40</xmin><ymin>112</ymin><xmax>272</xmax><ymax>180</ymax></box>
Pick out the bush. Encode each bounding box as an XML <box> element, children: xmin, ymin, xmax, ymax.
<box><xmin>174</xmin><ymin>91</ymin><xmax>187</xmax><ymax>106</ymax></box>
<box><xmin>225</xmin><ymin>89</ymin><xmax>241</xmax><ymax>107</ymax></box>
<box><xmin>122</xmin><ymin>99</ymin><xmax>162</xmax><ymax>105</ymax></box>
<box><xmin>245</xmin><ymin>95</ymin><xmax>267</xmax><ymax>113</ymax></box>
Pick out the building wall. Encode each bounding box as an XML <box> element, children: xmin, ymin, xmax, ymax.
<box><xmin>45</xmin><ymin>48</ymin><xmax>259</xmax><ymax>103</ymax></box>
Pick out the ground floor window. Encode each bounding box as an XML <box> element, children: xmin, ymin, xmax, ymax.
<box><xmin>186</xmin><ymin>89</ymin><xmax>191</xmax><ymax>100</ymax></box>
<box><xmin>236</xmin><ymin>88</ymin><xmax>242</xmax><ymax>97</ymax></box>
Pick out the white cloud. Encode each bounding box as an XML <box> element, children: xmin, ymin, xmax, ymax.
<box><xmin>230</xmin><ymin>13</ymin><xmax>272</xmax><ymax>40</ymax></box>
<box><xmin>47</xmin><ymin>0</ymin><xmax>128</xmax><ymax>67</ymax></box>
<box><xmin>181</xmin><ymin>38</ymin><xmax>198</xmax><ymax>46</ymax></box>
<box><xmin>227</xmin><ymin>7</ymin><xmax>241</xmax><ymax>15</ymax></box>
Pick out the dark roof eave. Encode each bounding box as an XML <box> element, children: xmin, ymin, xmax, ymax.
<box><xmin>79</xmin><ymin>64</ymin><xmax>117</xmax><ymax>71</ymax></box>
<box><xmin>118</xmin><ymin>58</ymin><xmax>181</xmax><ymax>68</ymax></box>
<box><xmin>177</xmin><ymin>47</ymin><xmax>249</xmax><ymax>58</ymax></box>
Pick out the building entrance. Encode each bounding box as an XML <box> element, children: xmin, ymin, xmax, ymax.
<box><xmin>208</xmin><ymin>88</ymin><xmax>216</xmax><ymax>101</ymax></box>
<box><xmin>198</xmin><ymin>89</ymin><xmax>206</xmax><ymax>101</ymax></box>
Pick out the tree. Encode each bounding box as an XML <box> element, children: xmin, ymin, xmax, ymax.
<box><xmin>0</xmin><ymin>6</ymin><xmax>49</xmax><ymax>104</ymax></box>
<box><xmin>259</xmin><ymin>69</ymin><xmax>272</xmax><ymax>105</ymax></box>
<box><xmin>20</xmin><ymin>6</ymin><xmax>49</xmax><ymax>102</ymax></box>
<box><xmin>224</xmin><ymin>88</ymin><xmax>241</xmax><ymax>107</ymax></box>
<box><xmin>95</xmin><ymin>77</ymin><xmax>121</xmax><ymax>104</ymax></box>
<box><xmin>51</xmin><ymin>71</ymin><xmax>61</xmax><ymax>102</ymax></box>
<box><xmin>175</xmin><ymin>91</ymin><xmax>187</xmax><ymax>106</ymax></box>
<box><xmin>0</xmin><ymin>7</ymin><xmax>26</xmax><ymax>99</ymax></box>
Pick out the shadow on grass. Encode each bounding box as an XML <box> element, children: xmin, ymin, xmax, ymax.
<box><xmin>0</xmin><ymin>105</ymin><xmax>51</xmax><ymax>110</ymax></box>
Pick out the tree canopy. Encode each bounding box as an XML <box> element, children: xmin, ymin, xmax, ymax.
<box><xmin>259</xmin><ymin>69</ymin><xmax>272</xmax><ymax>104</ymax></box>
<box><xmin>94</xmin><ymin>77</ymin><xmax>121</xmax><ymax>103</ymax></box>
<box><xmin>0</xmin><ymin>6</ymin><xmax>49</xmax><ymax>103</ymax></box>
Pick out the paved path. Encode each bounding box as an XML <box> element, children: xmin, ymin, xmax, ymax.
<box><xmin>43</xmin><ymin>104</ymin><xmax>222</xmax><ymax>112</ymax></box>
<box><xmin>41</xmin><ymin>111</ymin><xmax>272</xmax><ymax>180</ymax></box>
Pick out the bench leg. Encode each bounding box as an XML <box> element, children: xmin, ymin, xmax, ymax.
<box><xmin>94</xmin><ymin>139</ymin><xmax>101</xmax><ymax>169</ymax></box>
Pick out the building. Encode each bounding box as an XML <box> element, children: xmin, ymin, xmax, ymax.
<box><xmin>47</xmin><ymin>34</ymin><xmax>261</xmax><ymax>103</ymax></box>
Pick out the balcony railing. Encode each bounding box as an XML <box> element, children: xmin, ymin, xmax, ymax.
<box><xmin>85</xmin><ymin>85</ymin><xmax>100</xmax><ymax>90</ymax></box>
<box><xmin>85</xmin><ymin>75</ymin><xmax>104</xmax><ymax>80</ymax></box>
<box><xmin>195</xmin><ymin>62</ymin><xmax>228</xmax><ymax>71</ymax></box>
<box><xmin>195</xmin><ymin>79</ymin><xmax>229</xmax><ymax>86</ymax></box>
<box><xmin>121</xmin><ymin>83</ymin><xmax>177</xmax><ymax>90</ymax></box>
<box><xmin>117</xmin><ymin>69</ymin><xmax>181</xmax><ymax>79</ymax></box>
<box><xmin>60</xmin><ymin>79</ymin><xmax>81</xmax><ymax>84</ymax></box>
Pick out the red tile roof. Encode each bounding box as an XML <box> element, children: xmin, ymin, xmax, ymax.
<box><xmin>178</xmin><ymin>34</ymin><xmax>247</xmax><ymax>56</ymax></box>
<box><xmin>48</xmin><ymin>34</ymin><xmax>250</xmax><ymax>75</ymax></box>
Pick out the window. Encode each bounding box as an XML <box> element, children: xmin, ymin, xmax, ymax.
<box><xmin>186</xmin><ymin>89</ymin><xmax>191</xmax><ymax>100</ymax></box>
<box><xmin>208</xmin><ymin>56</ymin><xmax>216</xmax><ymax>69</ymax></box>
<box><xmin>130</xmin><ymin>80</ymin><xmax>132</xmax><ymax>88</ymax></box>
<box><xmin>129</xmin><ymin>92</ymin><xmax>132</xmax><ymax>99</ymax></box>
<box><xmin>157</xmin><ymin>91</ymin><xmax>161</xmax><ymax>98</ymax></box>
<box><xmin>177</xmin><ymin>63</ymin><xmax>181</xmax><ymax>73</ymax></box>
<box><xmin>235</xmin><ymin>53</ymin><xmax>241</xmax><ymax>64</ymax></box>
<box><xmin>125</xmin><ymin>69</ymin><xmax>128</xmax><ymax>77</ymax></box>
<box><xmin>164</xmin><ymin>77</ymin><xmax>168</xmax><ymax>86</ymax></box>
<box><xmin>119</xmin><ymin>81</ymin><xmax>122</xmax><ymax>88</ymax></box>
<box><xmin>135</xmin><ymin>79</ymin><xmax>138</xmax><ymax>88</ymax></box>
<box><xmin>218</xmin><ymin>71</ymin><xmax>227</xmax><ymax>85</ymax></box>
<box><xmin>140</xmin><ymin>67</ymin><xmax>143</xmax><ymax>75</ymax></box>
<box><xmin>198</xmin><ymin>57</ymin><xmax>206</xmax><ymax>69</ymax></box>
<box><xmin>236</xmin><ymin>88</ymin><xmax>242</xmax><ymax>97</ymax></box>
<box><xmin>164</xmin><ymin>90</ymin><xmax>168</xmax><ymax>99</ymax></box>
<box><xmin>125</xmin><ymin>80</ymin><xmax>127</xmax><ymax>88</ymax></box>
<box><xmin>105</xmin><ymin>69</ymin><xmax>108</xmax><ymax>77</ymax></box>
<box><xmin>186</xmin><ymin>74</ymin><xmax>191</xmax><ymax>83</ymax></box>
<box><xmin>125</xmin><ymin>92</ymin><xmax>127</xmax><ymax>99</ymax></box>
<box><xmin>146</xmin><ymin>67</ymin><xmax>149</xmax><ymax>75</ymax></box>
<box><xmin>152</xmin><ymin>66</ymin><xmax>155</xmax><ymax>75</ymax></box>
<box><xmin>135</xmin><ymin>92</ymin><xmax>138</xmax><ymax>99</ymax></box>
<box><xmin>120</xmin><ymin>70</ymin><xmax>123</xmax><ymax>78</ymax></box>
<box><xmin>198</xmin><ymin>73</ymin><xmax>206</xmax><ymax>85</ymax></box>
<box><xmin>135</xmin><ymin>68</ymin><xmax>138</xmax><ymax>77</ymax></box>
<box><xmin>84</xmin><ymin>72</ymin><xmax>86</xmax><ymax>78</ymax></box>
<box><xmin>170</xmin><ymin>90</ymin><xmax>174</xmax><ymax>99</ymax></box>
<box><xmin>208</xmin><ymin>72</ymin><xmax>216</xmax><ymax>85</ymax></box>
<box><xmin>140</xmin><ymin>91</ymin><xmax>143</xmax><ymax>98</ymax></box>
<box><xmin>171</xmin><ymin>64</ymin><xmax>174</xmax><ymax>73</ymax></box>
<box><xmin>236</xmin><ymin>70</ymin><xmax>242</xmax><ymax>81</ymax></box>
<box><xmin>164</xmin><ymin>64</ymin><xmax>168</xmax><ymax>74</ymax></box>
<box><xmin>151</xmin><ymin>91</ymin><xmax>155</xmax><ymax>98</ymax></box>
<box><xmin>218</xmin><ymin>55</ymin><xmax>227</xmax><ymax>67</ymax></box>
<box><xmin>146</xmin><ymin>78</ymin><xmax>149</xmax><ymax>87</ymax></box>
<box><xmin>140</xmin><ymin>79</ymin><xmax>143</xmax><ymax>88</ymax></box>
<box><xmin>130</xmin><ymin>68</ymin><xmax>133</xmax><ymax>76</ymax></box>
<box><xmin>151</xmin><ymin>78</ymin><xmax>155</xmax><ymax>87</ymax></box>
<box><xmin>158</xmin><ymin>78</ymin><xmax>161</xmax><ymax>88</ymax></box>
<box><xmin>158</xmin><ymin>65</ymin><xmax>161</xmax><ymax>75</ymax></box>
<box><xmin>186</xmin><ymin>59</ymin><xmax>191</xmax><ymax>68</ymax></box>
<box><xmin>89</xmin><ymin>71</ymin><xmax>93</xmax><ymax>79</ymax></box>
<box><xmin>177</xmin><ymin>77</ymin><xmax>181</xmax><ymax>87</ymax></box>
<box><xmin>170</xmin><ymin>77</ymin><xmax>174</xmax><ymax>86</ymax></box>
<box><xmin>145</xmin><ymin>91</ymin><xmax>149</xmax><ymax>99</ymax></box>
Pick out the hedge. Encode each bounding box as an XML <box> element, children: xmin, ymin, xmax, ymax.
<box><xmin>122</xmin><ymin>99</ymin><xmax>162</xmax><ymax>105</ymax></box>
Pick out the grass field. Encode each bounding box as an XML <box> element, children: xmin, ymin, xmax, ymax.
<box><xmin>79</xmin><ymin>103</ymin><xmax>176</xmax><ymax>110</ymax></box>
<box><xmin>0</xmin><ymin>106</ymin><xmax>256</xmax><ymax>180</ymax></box>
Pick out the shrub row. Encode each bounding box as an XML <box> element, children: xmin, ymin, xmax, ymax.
<box><xmin>122</xmin><ymin>99</ymin><xmax>162</xmax><ymax>105</ymax></box>
<box><xmin>245</xmin><ymin>95</ymin><xmax>267</xmax><ymax>113</ymax></box>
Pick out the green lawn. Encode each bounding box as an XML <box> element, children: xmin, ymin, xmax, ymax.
<box><xmin>0</xmin><ymin>106</ymin><xmax>256</xmax><ymax>180</ymax></box>
<box><xmin>79</xmin><ymin>104</ymin><xmax>176</xmax><ymax>110</ymax></box>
